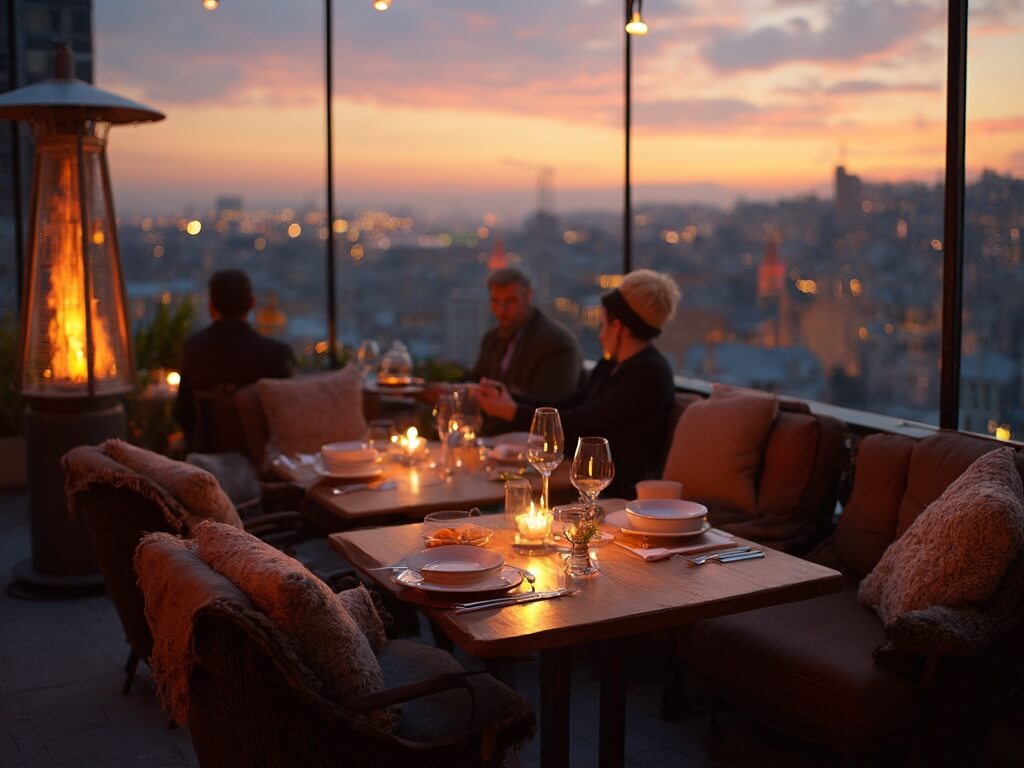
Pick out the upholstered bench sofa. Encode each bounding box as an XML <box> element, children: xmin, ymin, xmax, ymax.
<box><xmin>677</xmin><ymin>429</ymin><xmax>1024</xmax><ymax>759</ymax></box>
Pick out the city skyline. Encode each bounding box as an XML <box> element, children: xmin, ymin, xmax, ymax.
<box><xmin>92</xmin><ymin>0</ymin><xmax>1024</xmax><ymax>219</ymax></box>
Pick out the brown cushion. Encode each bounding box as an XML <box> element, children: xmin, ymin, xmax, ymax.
<box><xmin>756</xmin><ymin>411</ymin><xmax>819</xmax><ymax>519</ymax></box>
<box><xmin>835</xmin><ymin>434</ymin><xmax>915</xmax><ymax>579</ymax></box>
<box><xmin>336</xmin><ymin>584</ymin><xmax>388</xmax><ymax>652</ymax></box>
<box><xmin>102</xmin><ymin>439</ymin><xmax>243</xmax><ymax>532</ymax></box>
<box><xmin>192</xmin><ymin>521</ymin><xmax>397</xmax><ymax>731</ymax></box>
<box><xmin>257</xmin><ymin>367</ymin><xmax>367</xmax><ymax>456</ymax></box>
<box><xmin>662</xmin><ymin>393</ymin><xmax>778</xmax><ymax>516</ymax></box>
<box><xmin>680</xmin><ymin>587</ymin><xmax>919</xmax><ymax>746</ymax></box>
<box><xmin>234</xmin><ymin>382</ymin><xmax>270</xmax><ymax>470</ymax></box>
<box><xmin>858</xmin><ymin>448</ymin><xmax>1024</xmax><ymax>625</ymax></box>
<box><xmin>898</xmin><ymin>432</ymin><xmax>1024</xmax><ymax>537</ymax></box>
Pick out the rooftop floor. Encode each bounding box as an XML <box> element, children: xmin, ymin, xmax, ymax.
<box><xmin>2</xmin><ymin>489</ymin><xmax>1020</xmax><ymax>767</ymax></box>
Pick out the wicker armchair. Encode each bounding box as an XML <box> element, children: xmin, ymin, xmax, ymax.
<box><xmin>135</xmin><ymin>534</ymin><xmax>535</xmax><ymax>767</ymax></box>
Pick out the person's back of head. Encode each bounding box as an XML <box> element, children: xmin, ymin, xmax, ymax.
<box><xmin>617</xmin><ymin>270</ymin><xmax>680</xmax><ymax>334</ymax></box>
<box><xmin>209</xmin><ymin>270</ymin><xmax>254</xmax><ymax>320</ymax></box>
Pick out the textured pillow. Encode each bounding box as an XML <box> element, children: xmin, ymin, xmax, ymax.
<box><xmin>103</xmin><ymin>439</ymin><xmax>243</xmax><ymax>531</ymax></box>
<box><xmin>258</xmin><ymin>367</ymin><xmax>367</xmax><ymax>456</ymax></box>
<box><xmin>192</xmin><ymin>521</ymin><xmax>397</xmax><ymax>731</ymax></box>
<box><xmin>336</xmin><ymin>584</ymin><xmax>388</xmax><ymax>651</ymax></box>
<box><xmin>662</xmin><ymin>393</ymin><xmax>779</xmax><ymax>516</ymax></box>
<box><xmin>859</xmin><ymin>448</ymin><xmax>1024</xmax><ymax>626</ymax></box>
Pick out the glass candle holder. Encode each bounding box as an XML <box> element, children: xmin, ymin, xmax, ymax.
<box><xmin>504</xmin><ymin>477</ymin><xmax>533</xmax><ymax>526</ymax></box>
<box><xmin>515</xmin><ymin>501</ymin><xmax>553</xmax><ymax>544</ymax></box>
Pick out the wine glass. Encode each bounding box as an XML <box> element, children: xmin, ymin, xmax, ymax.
<box><xmin>356</xmin><ymin>339</ymin><xmax>380</xmax><ymax>379</ymax></box>
<box><xmin>527</xmin><ymin>407</ymin><xmax>564</xmax><ymax>510</ymax></box>
<box><xmin>570</xmin><ymin>436</ymin><xmax>614</xmax><ymax>516</ymax></box>
<box><xmin>432</xmin><ymin>393</ymin><xmax>456</xmax><ymax>468</ymax></box>
<box><xmin>451</xmin><ymin>386</ymin><xmax>482</xmax><ymax>438</ymax></box>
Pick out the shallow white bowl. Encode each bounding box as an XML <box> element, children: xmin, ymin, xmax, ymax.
<box><xmin>321</xmin><ymin>441</ymin><xmax>378</xmax><ymax>465</ymax></box>
<box><xmin>405</xmin><ymin>545</ymin><xmax>504</xmax><ymax>585</ymax></box>
<box><xmin>625</xmin><ymin>499</ymin><xmax>708</xmax><ymax>534</ymax></box>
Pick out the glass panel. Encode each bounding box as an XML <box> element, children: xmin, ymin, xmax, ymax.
<box><xmin>333</xmin><ymin>1</ymin><xmax>623</xmax><ymax>368</ymax></box>
<box><xmin>633</xmin><ymin>1</ymin><xmax>947</xmax><ymax>421</ymax></box>
<box><xmin>961</xmin><ymin>5</ymin><xmax>1024</xmax><ymax>441</ymax></box>
<box><xmin>95</xmin><ymin>1</ymin><xmax>328</xmax><ymax>372</ymax></box>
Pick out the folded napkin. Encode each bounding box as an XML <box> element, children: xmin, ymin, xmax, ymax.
<box><xmin>615</xmin><ymin>529</ymin><xmax>738</xmax><ymax>562</ymax></box>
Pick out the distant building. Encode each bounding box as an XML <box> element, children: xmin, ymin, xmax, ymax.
<box><xmin>960</xmin><ymin>350</ymin><xmax>1019</xmax><ymax>435</ymax></box>
<box><xmin>683</xmin><ymin>342</ymin><xmax>825</xmax><ymax>402</ymax></box>
<box><xmin>835</xmin><ymin>165</ymin><xmax>863</xmax><ymax>225</ymax></box>
<box><xmin>442</xmin><ymin>289</ymin><xmax>490</xmax><ymax>366</ymax></box>
<box><xmin>216</xmin><ymin>196</ymin><xmax>243</xmax><ymax>218</ymax></box>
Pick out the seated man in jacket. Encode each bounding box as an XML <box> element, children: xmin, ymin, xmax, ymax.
<box><xmin>175</xmin><ymin>269</ymin><xmax>294</xmax><ymax>451</ymax></box>
<box><xmin>468</xmin><ymin>268</ymin><xmax>582</xmax><ymax>435</ymax></box>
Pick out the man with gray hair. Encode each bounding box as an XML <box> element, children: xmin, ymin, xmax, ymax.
<box><xmin>469</xmin><ymin>268</ymin><xmax>581</xmax><ymax>433</ymax></box>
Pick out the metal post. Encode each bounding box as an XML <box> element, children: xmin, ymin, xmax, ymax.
<box><xmin>623</xmin><ymin>4</ymin><xmax>633</xmax><ymax>275</ymax></box>
<box><xmin>6</xmin><ymin>0</ymin><xmax>25</xmax><ymax>310</ymax></box>
<box><xmin>325</xmin><ymin>0</ymin><xmax>338</xmax><ymax>368</ymax></box>
<box><xmin>940</xmin><ymin>0</ymin><xmax>968</xmax><ymax>429</ymax></box>
<box><xmin>76</xmin><ymin>127</ymin><xmax>96</xmax><ymax>398</ymax></box>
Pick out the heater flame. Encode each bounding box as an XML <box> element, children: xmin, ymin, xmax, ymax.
<box><xmin>45</xmin><ymin>156</ymin><xmax>116</xmax><ymax>385</ymax></box>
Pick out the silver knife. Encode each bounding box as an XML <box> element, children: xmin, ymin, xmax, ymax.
<box><xmin>453</xmin><ymin>589</ymin><xmax>571</xmax><ymax>614</ymax></box>
<box><xmin>716</xmin><ymin>551</ymin><xmax>765</xmax><ymax>563</ymax></box>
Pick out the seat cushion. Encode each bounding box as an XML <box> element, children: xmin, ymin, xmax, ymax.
<box><xmin>336</xmin><ymin>584</ymin><xmax>388</xmax><ymax>652</ymax></box>
<box><xmin>192</xmin><ymin>521</ymin><xmax>397</xmax><ymax>731</ymax></box>
<box><xmin>835</xmin><ymin>434</ymin><xmax>916</xmax><ymax>579</ymax></box>
<box><xmin>379</xmin><ymin>639</ymin><xmax>534</xmax><ymax>747</ymax></box>
<box><xmin>258</xmin><ymin>367</ymin><xmax>367</xmax><ymax>456</ymax></box>
<box><xmin>680</xmin><ymin>587</ymin><xmax>919</xmax><ymax>747</ymax></box>
<box><xmin>186</xmin><ymin>452</ymin><xmax>262</xmax><ymax>510</ymax></box>
<box><xmin>859</xmin><ymin>448</ymin><xmax>1024</xmax><ymax>625</ymax></box>
<box><xmin>756</xmin><ymin>411</ymin><xmax>819</xmax><ymax>519</ymax></box>
<box><xmin>103</xmin><ymin>439</ymin><xmax>243</xmax><ymax>531</ymax></box>
<box><xmin>662</xmin><ymin>393</ymin><xmax>778</xmax><ymax>517</ymax></box>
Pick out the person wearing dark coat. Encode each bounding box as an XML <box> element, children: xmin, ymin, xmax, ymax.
<box><xmin>175</xmin><ymin>270</ymin><xmax>294</xmax><ymax>451</ymax></box>
<box><xmin>476</xmin><ymin>269</ymin><xmax>679</xmax><ymax>499</ymax></box>
<box><xmin>468</xmin><ymin>267</ymin><xmax>582</xmax><ymax>435</ymax></box>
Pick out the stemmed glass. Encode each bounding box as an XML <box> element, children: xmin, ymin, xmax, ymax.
<box><xmin>565</xmin><ymin>436</ymin><xmax>614</xmax><ymax>577</ymax></box>
<box><xmin>527</xmin><ymin>407</ymin><xmax>564</xmax><ymax>511</ymax></box>
<box><xmin>356</xmin><ymin>339</ymin><xmax>380</xmax><ymax>379</ymax></box>
<box><xmin>432</xmin><ymin>393</ymin><xmax>456</xmax><ymax>468</ymax></box>
<box><xmin>451</xmin><ymin>387</ymin><xmax>482</xmax><ymax>438</ymax></box>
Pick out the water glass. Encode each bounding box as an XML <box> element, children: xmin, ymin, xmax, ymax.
<box><xmin>356</xmin><ymin>338</ymin><xmax>380</xmax><ymax>378</ymax></box>
<box><xmin>367</xmin><ymin>419</ymin><xmax>397</xmax><ymax>452</ymax></box>
<box><xmin>504</xmin><ymin>477</ymin><xmax>534</xmax><ymax>525</ymax></box>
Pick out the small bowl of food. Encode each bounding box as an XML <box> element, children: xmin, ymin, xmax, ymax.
<box><xmin>422</xmin><ymin>510</ymin><xmax>492</xmax><ymax>547</ymax></box>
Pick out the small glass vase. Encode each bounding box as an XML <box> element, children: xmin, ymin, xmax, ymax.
<box><xmin>562</xmin><ymin>504</ymin><xmax>600</xmax><ymax>578</ymax></box>
<box><xmin>565</xmin><ymin>542</ymin><xmax>599</xmax><ymax>578</ymax></box>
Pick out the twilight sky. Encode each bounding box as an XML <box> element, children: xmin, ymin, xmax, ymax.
<box><xmin>94</xmin><ymin>0</ymin><xmax>1024</xmax><ymax>220</ymax></box>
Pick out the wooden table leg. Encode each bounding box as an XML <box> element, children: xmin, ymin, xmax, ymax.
<box><xmin>599</xmin><ymin>637</ymin><xmax>626</xmax><ymax>768</ymax></box>
<box><xmin>540</xmin><ymin>646</ymin><xmax>572</xmax><ymax>767</ymax></box>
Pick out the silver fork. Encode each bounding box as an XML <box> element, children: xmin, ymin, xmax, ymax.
<box><xmin>332</xmin><ymin>480</ymin><xmax>397</xmax><ymax>495</ymax></box>
<box><xmin>677</xmin><ymin>546</ymin><xmax>754</xmax><ymax>565</ymax></box>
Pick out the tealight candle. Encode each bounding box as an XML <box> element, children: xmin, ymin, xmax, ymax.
<box><xmin>515</xmin><ymin>501</ymin><xmax>553</xmax><ymax>544</ymax></box>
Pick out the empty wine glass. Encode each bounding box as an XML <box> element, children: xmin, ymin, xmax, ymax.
<box><xmin>432</xmin><ymin>393</ymin><xmax>457</xmax><ymax>468</ymax></box>
<box><xmin>527</xmin><ymin>407</ymin><xmax>564</xmax><ymax>511</ymax></box>
<box><xmin>356</xmin><ymin>339</ymin><xmax>380</xmax><ymax>379</ymax></box>
<box><xmin>451</xmin><ymin>386</ymin><xmax>482</xmax><ymax>438</ymax></box>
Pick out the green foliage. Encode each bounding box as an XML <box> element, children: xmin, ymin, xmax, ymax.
<box><xmin>414</xmin><ymin>357</ymin><xmax>467</xmax><ymax>383</ymax></box>
<box><xmin>0</xmin><ymin>313</ymin><xmax>24</xmax><ymax>436</ymax></box>
<box><xmin>133</xmin><ymin>298</ymin><xmax>194</xmax><ymax>372</ymax></box>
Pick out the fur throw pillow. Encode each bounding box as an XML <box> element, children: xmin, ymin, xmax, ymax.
<box><xmin>859</xmin><ymin>448</ymin><xmax>1024</xmax><ymax>625</ymax></box>
<box><xmin>192</xmin><ymin>521</ymin><xmax>398</xmax><ymax>731</ymax></box>
<box><xmin>103</xmin><ymin>439</ymin><xmax>242</xmax><ymax>531</ymax></box>
<box><xmin>662</xmin><ymin>392</ymin><xmax>779</xmax><ymax>516</ymax></box>
<box><xmin>258</xmin><ymin>366</ymin><xmax>367</xmax><ymax>456</ymax></box>
<box><xmin>336</xmin><ymin>584</ymin><xmax>388</xmax><ymax>652</ymax></box>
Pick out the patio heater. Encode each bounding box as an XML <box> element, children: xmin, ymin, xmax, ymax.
<box><xmin>0</xmin><ymin>42</ymin><xmax>164</xmax><ymax>594</ymax></box>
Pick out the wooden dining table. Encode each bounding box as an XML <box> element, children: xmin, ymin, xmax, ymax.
<box><xmin>272</xmin><ymin>443</ymin><xmax>576</xmax><ymax>527</ymax></box>
<box><xmin>329</xmin><ymin>513</ymin><xmax>844</xmax><ymax>767</ymax></box>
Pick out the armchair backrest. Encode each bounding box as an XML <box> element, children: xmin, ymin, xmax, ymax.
<box><xmin>835</xmin><ymin>430</ymin><xmax>1024</xmax><ymax>580</ymax></box>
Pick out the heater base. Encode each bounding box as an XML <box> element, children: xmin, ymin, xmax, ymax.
<box><xmin>10</xmin><ymin>557</ymin><xmax>105</xmax><ymax>598</ymax></box>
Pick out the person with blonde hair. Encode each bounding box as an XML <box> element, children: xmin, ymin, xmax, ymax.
<box><xmin>477</xmin><ymin>269</ymin><xmax>679</xmax><ymax>498</ymax></box>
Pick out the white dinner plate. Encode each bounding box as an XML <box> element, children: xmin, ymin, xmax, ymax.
<box><xmin>487</xmin><ymin>444</ymin><xmax>528</xmax><ymax>464</ymax></box>
<box><xmin>404</xmin><ymin>545</ymin><xmax>504</xmax><ymax>585</ymax></box>
<box><xmin>314</xmin><ymin>462</ymin><xmax>384</xmax><ymax>480</ymax></box>
<box><xmin>393</xmin><ymin>565</ymin><xmax>524</xmax><ymax>594</ymax></box>
<box><xmin>604</xmin><ymin>509</ymin><xmax>711</xmax><ymax>540</ymax></box>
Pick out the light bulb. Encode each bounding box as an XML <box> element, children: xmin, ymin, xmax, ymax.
<box><xmin>201</xmin><ymin>0</ymin><xmax>220</xmax><ymax>10</ymax></box>
<box><xmin>625</xmin><ymin>12</ymin><xmax>648</xmax><ymax>36</ymax></box>
<box><xmin>373</xmin><ymin>0</ymin><xmax>391</xmax><ymax>11</ymax></box>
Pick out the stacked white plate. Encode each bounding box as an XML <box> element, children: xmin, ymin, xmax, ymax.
<box><xmin>625</xmin><ymin>499</ymin><xmax>708</xmax><ymax>534</ymax></box>
<box><xmin>403</xmin><ymin>546</ymin><xmax>508</xmax><ymax>589</ymax></box>
<box><xmin>319</xmin><ymin>441</ymin><xmax>381</xmax><ymax>477</ymax></box>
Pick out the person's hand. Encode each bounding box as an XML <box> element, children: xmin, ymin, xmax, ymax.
<box><xmin>475</xmin><ymin>379</ymin><xmax>517</xmax><ymax>421</ymax></box>
<box><xmin>419</xmin><ymin>382</ymin><xmax>454</xmax><ymax>404</ymax></box>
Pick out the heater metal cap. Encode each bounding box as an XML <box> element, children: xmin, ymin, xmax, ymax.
<box><xmin>0</xmin><ymin>40</ymin><xmax>164</xmax><ymax>124</ymax></box>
